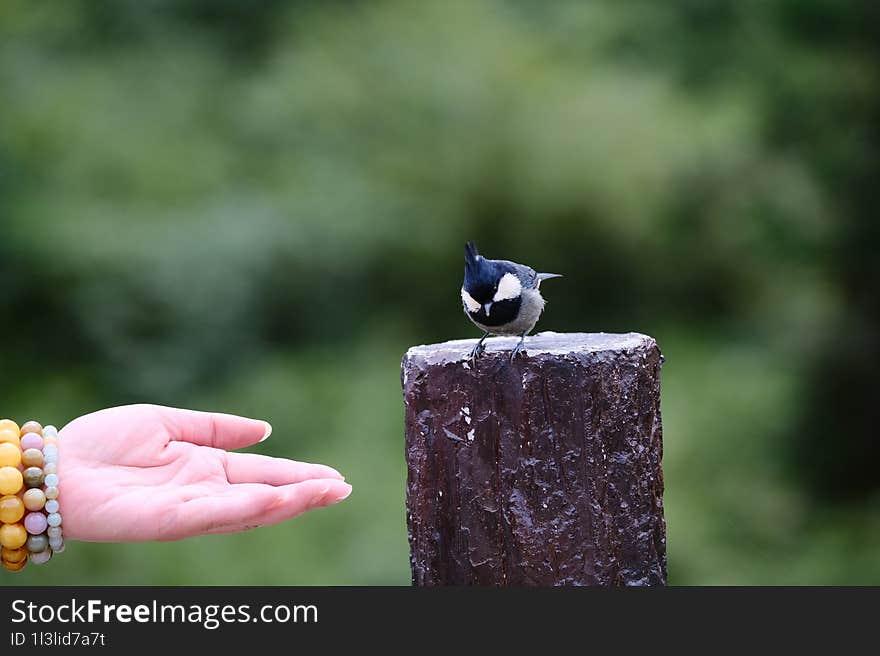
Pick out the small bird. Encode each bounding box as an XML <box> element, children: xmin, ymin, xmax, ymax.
<box><xmin>461</xmin><ymin>241</ymin><xmax>561</xmax><ymax>364</ymax></box>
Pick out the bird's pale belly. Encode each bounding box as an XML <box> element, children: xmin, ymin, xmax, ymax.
<box><xmin>467</xmin><ymin>288</ymin><xmax>546</xmax><ymax>336</ymax></box>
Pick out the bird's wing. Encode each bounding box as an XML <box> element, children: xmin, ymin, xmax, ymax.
<box><xmin>494</xmin><ymin>259</ymin><xmax>539</xmax><ymax>289</ymax></box>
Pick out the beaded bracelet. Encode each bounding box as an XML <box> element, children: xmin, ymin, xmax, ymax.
<box><xmin>0</xmin><ymin>419</ymin><xmax>64</xmax><ymax>572</ymax></box>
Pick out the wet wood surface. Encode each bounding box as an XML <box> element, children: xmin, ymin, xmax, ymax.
<box><xmin>402</xmin><ymin>332</ymin><xmax>666</xmax><ymax>586</ymax></box>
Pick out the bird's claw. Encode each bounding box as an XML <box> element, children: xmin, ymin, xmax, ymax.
<box><xmin>469</xmin><ymin>341</ymin><xmax>486</xmax><ymax>367</ymax></box>
<box><xmin>510</xmin><ymin>336</ymin><xmax>527</xmax><ymax>363</ymax></box>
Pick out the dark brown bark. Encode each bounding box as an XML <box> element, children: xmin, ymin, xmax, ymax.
<box><xmin>402</xmin><ymin>332</ymin><xmax>666</xmax><ymax>586</ymax></box>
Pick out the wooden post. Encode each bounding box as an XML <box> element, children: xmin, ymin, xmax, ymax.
<box><xmin>402</xmin><ymin>332</ymin><xmax>666</xmax><ymax>586</ymax></box>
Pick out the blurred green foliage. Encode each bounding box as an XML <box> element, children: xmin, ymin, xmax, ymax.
<box><xmin>1</xmin><ymin>0</ymin><xmax>877</xmax><ymax>584</ymax></box>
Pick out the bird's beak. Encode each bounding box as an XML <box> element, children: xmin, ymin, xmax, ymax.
<box><xmin>484</xmin><ymin>303</ymin><xmax>492</xmax><ymax>316</ymax></box>
<box><xmin>536</xmin><ymin>272</ymin><xmax>562</xmax><ymax>289</ymax></box>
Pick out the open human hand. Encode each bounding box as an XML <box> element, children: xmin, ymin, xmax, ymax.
<box><xmin>57</xmin><ymin>404</ymin><xmax>351</xmax><ymax>542</ymax></box>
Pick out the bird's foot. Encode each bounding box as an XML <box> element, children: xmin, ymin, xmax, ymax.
<box><xmin>510</xmin><ymin>335</ymin><xmax>527</xmax><ymax>363</ymax></box>
<box><xmin>469</xmin><ymin>340</ymin><xmax>486</xmax><ymax>367</ymax></box>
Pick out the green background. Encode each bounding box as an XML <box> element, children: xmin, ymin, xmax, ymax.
<box><xmin>1</xmin><ymin>0</ymin><xmax>878</xmax><ymax>585</ymax></box>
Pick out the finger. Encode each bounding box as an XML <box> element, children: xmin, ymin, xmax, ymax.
<box><xmin>160</xmin><ymin>479</ymin><xmax>353</xmax><ymax>541</ymax></box>
<box><xmin>223</xmin><ymin>452</ymin><xmax>344</xmax><ymax>485</ymax></box>
<box><xmin>159</xmin><ymin>406</ymin><xmax>271</xmax><ymax>450</ymax></box>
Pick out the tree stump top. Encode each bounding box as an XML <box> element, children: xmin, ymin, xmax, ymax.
<box><xmin>404</xmin><ymin>331</ymin><xmax>656</xmax><ymax>367</ymax></box>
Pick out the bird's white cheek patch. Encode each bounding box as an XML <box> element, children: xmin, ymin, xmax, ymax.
<box><xmin>493</xmin><ymin>273</ymin><xmax>522</xmax><ymax>302</ymax></box>
<box><xmin>461</xmin><ymin>288</ymin><xmax>481</xmax><ymax>313</ymax></box>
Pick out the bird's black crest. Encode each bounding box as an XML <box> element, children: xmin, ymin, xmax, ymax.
<box><xmin>464</xmin><ymin>241</ymin><xmax>480</xmax><ymax>266</ymax></box>
<box><xmin>464</xmin><ymin>241</ymin><xmax>488</xmax><ymax>287</ymax></box>
<box><xmin>463</xmin><ymin>240</ymin><xmax>501</xmax><ymax>304</ymax></box>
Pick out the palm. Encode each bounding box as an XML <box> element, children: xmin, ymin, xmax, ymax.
<box><xmin>58</xmin><ymin>405</ymin><xmax>350</xmax><ymax>542</ymax></box>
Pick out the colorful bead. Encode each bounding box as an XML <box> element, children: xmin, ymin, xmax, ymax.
<box><xmin>0</xmin><ymin>495</ymin><xmax>25</xmax><ymax>524</ymax></box>
<box><xmin>44</xmin><ymin>486</ymin><xmax>59</xmax><ymax>500</ymax></box>
<box><xmin>47</xmin><ymin>513</ymin><xmax>62</xmax><ymax>527</ymax></box>
<box><xmin>48</xmin><ymin>536</ymin><xmax>63</xmax><ymax>550</ymax></box>
<box><xmin>44</xmin><ymin>473</ymin><xmax>59</xmax><ymax>488</ymax></box>
<box><xmin>43</xmin><ymin>462</ymin><xmax>57</xmax><ymax>475</ymax></box>
<box><xmin>43</xmin><ymin>443</ymin><xmax>58</xmax><ymax>457</ymax></box>
<box><xmin>42</xmin><ymin>425</ymin><xmax>58</xmax><ymax>439</ymax></box>
<box><xmin>0</xmin><ymin>467</ymin><xmax>23</xmax><ymax>495</ymax></box>
<box><xmin>22</xmin><ymin>467</ymin><xmax>44</xmax><ymax>489</ymax></box>
<box><xmin>26</xmin><ymin>533</ymin><xmax>49</xmax><ymax>553</ymax></box>
<box><xmin>24</xmin><ymin>512</ymin><xmax>48</xmax><ymax>535</ymax></box>
<box><xmin>47</xmin><ymin>526</ymin><xmax>63</xmax><ymax>539</ymax></box>
<box><xmin>44</xmin><ymin>499</ymin><xmax>58</xmax><ymax>514</ymax></box>
<box><xmin>43</xmin><ymin>452</ymin><xmax>58</xmax><ymax>464</ymax></box>
<box><xmin>0</xmin><ymin>442</ymin><xmax>21</xmax><ymax>468</ymax></box>
<box><xmin>0</xmin><ymin>419</ymin><xmax>20</xmax><ymax>436</ymax></box>
<box><xmin>51</xmin><ymin>541</ymin><xmax>65</xmax><ymax>554</ymax></box>
<box><xmin>23</xmin><ymin>489</ymin><xmax>46</xmax><ymax>512</ymax></box>
<box><xmin>2</xmin><ymin>557</ymin><xmax>27</xmax><ymax>572</ymax></box>
<box><xmin>1</xmin><ymin>546</ymin><xmax>28</xmax><ymax>564</ymax></box>
<box><xmin>19</xmin><ymin>421</ymin><xmax>43</xmax><ymax>436</ymax></box>
<box><xmin>19</xmin><ymin>433</ymin><xmax>43</xmax><ymax>451</ymax></box>
<box><xmin>29</xmin><ymin>549</ymin><xmax>51</xmax><ymax>565</ymax></box>
<box><xmin>0</xmin><ymin>429</ymin><xmax>20</xmax><ymax>448</ymax></box>
<box><xmin>0</xmin><ymin>523</ymin><xmax>28</xmax><ymax>549</ymax></box>
<box><xmin>21</xmin><ymin>448</ymin><xmax>44</xmax><ymax>468</ymax></box>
